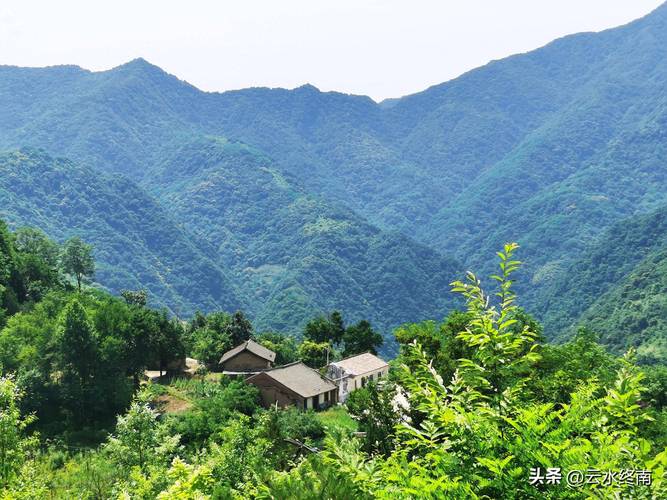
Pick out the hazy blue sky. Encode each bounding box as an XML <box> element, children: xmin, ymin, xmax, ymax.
<box><xmin>0</xmin><ymin>0</ymin><xmax>663</xmax><ymax>100</ymax></box>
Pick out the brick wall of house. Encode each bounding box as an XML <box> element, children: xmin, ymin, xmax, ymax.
<box><xmin>222</xmin><ymin>351</ymin><xmax>271</xmax><ymax>372</ymax></box>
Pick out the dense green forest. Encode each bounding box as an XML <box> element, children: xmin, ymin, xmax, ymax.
<box><xmin>0</xmin><ymin>147</ymin><xmax>461</xmax><ymax>351</ymax></box>
<box><xmin>2</xmin><ymin>228</ymin><xmax>666</xmax><ymax>498</ymax></box>
<box><xmin>534</xmin><ymin>205</ymin><xmax>667</xmax><ymax>362</ymax></box>
<box><xmin>3</xmin><ymin>4</ymin><xmax>667</xmax><ymax>355</ymax></box>
<box><xmin>150</xmin><ymin>137</ymin><xmax>461</xmax><ymax>336</ymax></box>
<box><xmin>0</xmin><ymin>149</ymin><xmax>242</xmax><ymax>316</ymax></box>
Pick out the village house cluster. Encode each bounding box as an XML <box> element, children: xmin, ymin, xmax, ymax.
<box><xmin>217</xmin><ymin>339</ymin><xmax>389</xmax><ymax>410</ymax></box>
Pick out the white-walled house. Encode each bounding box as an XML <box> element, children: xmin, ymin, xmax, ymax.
<box><xmin>326</xmin><ymin>352</ymin><xmax>389</xmax><ymax>402</ymax></box>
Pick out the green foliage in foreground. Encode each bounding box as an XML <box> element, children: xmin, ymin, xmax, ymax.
<box><xmin>0</xmin><ymin>223</ymin><xmax>186</xmax><ymax>435</ymax></box>
<box><xmin>0</xmin><ymin>289</ymin><xmax>185</xmax><ymax>432</ymax></box>
<box><xmin>271</xmin><ymin>244</ymin><xmax>667</xmax><ymax>498</ymax></box>
<box><xmin>1</xmin><ymin>243</ymin><xmax>666</xmax><ymax>498</ymax></box>
<box><xmin>0</xmin><ymin>377</ymin><xmax>37</xmax><ymax>490</ymax></box>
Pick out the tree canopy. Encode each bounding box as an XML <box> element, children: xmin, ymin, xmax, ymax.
<box><xmin>61</xmin><ymin>237</ymin><xmax>95</xmax><ymax>292</ymax></box>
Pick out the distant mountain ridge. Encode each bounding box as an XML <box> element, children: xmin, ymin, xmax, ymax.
<box><xmin>3</xmin><ymin>3</ymin><xmax>667</xmax><ymax>245</ymax></box>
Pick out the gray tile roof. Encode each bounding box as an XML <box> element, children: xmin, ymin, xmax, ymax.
<box><xmin>249</xmin><ymin>361</ymin><xmax>337</xmax><ymax>398</ymax></box>
<box><xmin>219</xmin><ymin>339</ymin><xmax>276</xmax><ymax>364</ymax></box>
<box><xmin>329</xmin><ymin>352</ymin><xmax>388</xmax><ymax>376</ymax></box>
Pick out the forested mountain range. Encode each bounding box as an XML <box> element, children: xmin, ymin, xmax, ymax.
<box><xmin>2</xmin><ymin>3</ymin><xmax>667</xmax><ymax>355</ymax></box>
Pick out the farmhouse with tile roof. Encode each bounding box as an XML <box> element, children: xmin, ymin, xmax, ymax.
<box><xmin>246</xmin><ymin>361</ymin><xmax>338</xmax><ymax>409</ymax></box>
<box><xmin>219</xmin><ymin>339</ymin><xmax>276</xmax><ymax>372</ymax></box>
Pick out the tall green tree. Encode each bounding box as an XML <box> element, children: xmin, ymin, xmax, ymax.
<box><xmin>189</xmin><ymin>312</ymin><xmax>232</xmax><ymax>368</ymax></box>
<box><xmin>61</xmin><ymin>236</ymin><xmax>95</xmax><ymax>292</ymax></box>
<box><xmin>342</xmin><ymin>320</ymin><xmax>383</xmax><ymax>357</ymax></box>
<box><xmin>329</xmin><ymin>311</ymin><xmax>346</xmax><ymax>345</ymax></box>
<box><xmin>14</xmin><ymin>227</ymin><xmax>61</xmax><ymax>303</ymax></box>
<box><xmin>226</xmin><ymin>310</ymin><xmax>253</xmax><ymax>347</ymax></box>
<box><xmin>58</xmin><ymin>299</ymin><xmax>97</xmax><ymax>382</ymax></box>
<box><xmin>255</xmin><ymin>332</ymin><xmax>299</xmax><ymax>365</ymax></box>
<box><xmin>304</xmin><ymin>311</ymin><xmax>346</xmax><ymax>346</ymax></box>
<box><xmin>298</xmin><ymin>340</ymin><xmax>332</xmax><ymax>369</ymax></box>
<box><xmin>14</xmin><ymin>227</ymin><xmax>60</xmax><ymax>269</ymax></box>
<box><xmin>57</xmin><ymin>299</ymin><xmax>98</xmax><ymax>423</ymax></box>
<box><xmin>152</xmin><ymin>312</ymin><xmax>186</xmax><ymax>376</ymax></box>
<box><xmin>126</xmin><ymin>307</ymin><xmax>160</xmax><ymax>385</ymax></box>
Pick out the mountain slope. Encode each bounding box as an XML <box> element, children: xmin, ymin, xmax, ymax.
<box><xmin>0</xmin><ymin>18</ymin><xmax>634</xmax><ymax>238</ymax></box>
<box><xmin>2</xmin><ymin>5</ymin><xmax>667</xmax><ymax>251</ymax></box>
<box><xmin>535</xmin><ymin>205</ymin><xmax>667</xmax><ymax>362</ymax></box>
<box><xmin>149</xmin><ymin>137</ymin><xmax>463</xmax><ymax>344</ymax></box>
<box><xmin>0</xmin><ymin>61</ymin><xmax>205</xmax><ymax>179</ymax></box>
<box><xmin>424</xmin><ymin>3</ymin><xmax>667</xmax><ymax>280</ymax></box>
<box><xmin>577</xmin><ymin>249</ymin><xmax>667</xmax><ymax>363</ymax></box>
<box><xmin>0</xmin><ymin>148</ymin><xmax>242</xmax><ymax>315</ymax></box>
<box><xmin>0</xmin><ymin>144</ymin><xmax>463</xmax><ymax>349</ymax></box>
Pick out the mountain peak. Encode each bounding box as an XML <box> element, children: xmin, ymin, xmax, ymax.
<box><xmin>295</xmin><ymin>83</ymin><xmax>320</xmax><ymax>93</ymax></box>
<box><xmin>124</xmin><ymin>57</ymin><xmax>153</xmax><ymax>67</ymax></box>
<box><xmin>105</xmin><ymin>58</ymin><xmax>201</xmax><ymax>92</ymax></box>
<box><xmin>112</xmin><ymin>57</ymin><xmax>166</xmax><ymax>76</ymax></box>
